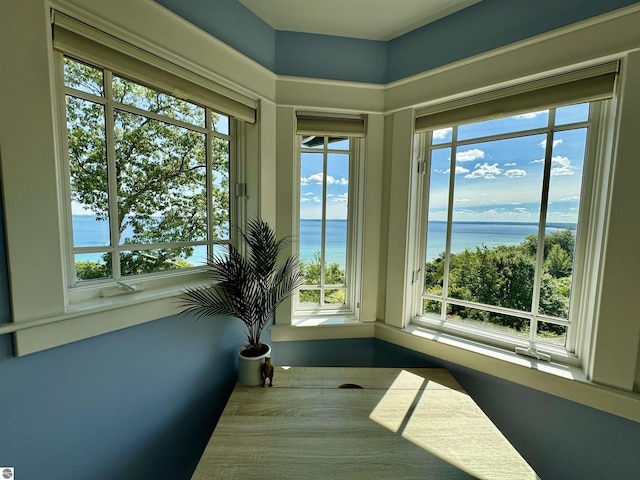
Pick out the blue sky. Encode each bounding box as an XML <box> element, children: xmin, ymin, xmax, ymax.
<box><xmin>300</xmin><ymin>140</ymin><xmax>350</xmax><ymax>220</ymax></box>
<box><xmin>427</xmin><ymin>103</ymin><xmax>589</xmax><ymax>224</ymax></box>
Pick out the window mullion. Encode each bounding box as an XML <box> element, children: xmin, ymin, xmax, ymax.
<box><xmin>530</xmin><ymin>108</ymin><xmax>557</xmax><ymax>345</ymax></box>
<box><xmin>441</xmin><ymin>127</ymin><xmax>458</xmax><ymax>320</ymax></box>
<box><xmin>104</xmin><ymin>69</ymin><xmax>121</xmax><ymax>281</ymax></box>
<box><xmin>320</xmin><ymin>138</ymin><xmax>328</xmax><ymax>306</ymax></box>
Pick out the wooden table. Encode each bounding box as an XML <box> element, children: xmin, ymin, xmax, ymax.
<box><xmin>191</xmin><ymin>367</ymin><xmax>536</xmax><ymax>479</ymax></box>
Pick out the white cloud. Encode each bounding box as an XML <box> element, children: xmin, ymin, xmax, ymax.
<box><xmin>539</xmin><ymin>138</ymin><xmax>564</xmax><ymax>149</ymax></box>
<box><xmin>465</xmin><ymin>162</ymin><xmax>502</xmax><ymax>179</ymax></box>
<box><xmin>550</xmin><ymin>156</ymin><xmax>575</xmax><ymax>176</ymax></box>
<box><xmin>332</xmin><ymin>193</ymin><xmax>349</xmax><ymax>203</ymax></box>
<box><xmin>514</xmin><ymin>207</ymin><xmax>528</xmax><ymax>212</ymax></box>
<box><xmin>531</xmin><ymin>158</ymin><xmax>544</xmax><ymax>164</ymax></box>
<box><xmin>443</xmin><ymin>166</ymin><xmax>470</xmax><ymax>175</ymax></box>
<box><xmin>504</xmin><ymin>162</ymin><xmax>517</xmax><ymax>166</ymax></box>
<box><xmin>456</xmin><ymin>148</ymin><xmax>485</xmax><ymax>162</ymax></box>
<box><xmin>513</xmin><ymin>110</ymin><xmax>546</xmax><ymax>120</ymax></box>
<box><xmin>300</xmin><ymin>173</ymin><xmax>348</xmax><ymax>185</ymax></box>
<box><xmin>433</xmin><ymin>128</ymin><xmax>452</xmax><ymax>140</ymax></box>
<box><xmin>327</xmin><ymin>176</ymin><xmax>348</xmax><ymax>185</ymax></box>
<box><xmin>456</xmin><ymin>198</ymin><xmax>471</xmax><ymax>203</ymax></box>
<box><xmin>505</xmin><ymin>169</ymin><xmax>527</xmax><ymax>178</ymax></box>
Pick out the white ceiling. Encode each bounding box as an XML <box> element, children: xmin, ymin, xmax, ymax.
<box><xmin>238</xmin><ymin>0</ymin><xmax>482</xmax><ymax>41</ymax></box>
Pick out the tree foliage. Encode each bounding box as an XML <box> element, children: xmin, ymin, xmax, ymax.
<box><xmin>424</xmin><ymin>230</ymin><xmax>576</xmax><ymax>337</ymax></box>
<box><xmin>299</xmin><ymin>252</ymin><xmax>346</xmax><ymax>304</ymax></box>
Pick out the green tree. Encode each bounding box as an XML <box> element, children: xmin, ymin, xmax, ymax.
<box><xmin>299</xmin><ymin>252</ymin><xmax>346</xmax><ymax>304</ymax></box>
<box><xmin>65</xmin><ymin>58</ymin><xmax>229</xmax><ymax>280</ymax></box>
<box><xmin>422</xmin><ymin>229</ymin><xmax>576</xmax><ymax>337</ymax></box>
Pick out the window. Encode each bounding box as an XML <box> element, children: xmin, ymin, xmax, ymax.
<box><xmin>297</xmin><ymin>136</ymin><xmax>352</xmax><ymax>310</ymax></box>
<box><xmin>410</xmin><ymin>63</ymin><xmax>617</xmax><ymax>362</ymax></box>
<box><xmin>49</xmin><ymin>12</ymin><xmax>257</xmax><ymax>305</ymax></box>
<box><xmin>62</xmin><ymin>56</ymin><xmax>232</xmax><ymax>292</ymax></box>
<box><xmin>294</xmin><ymin>113</ymin><xmax>365</xmax><ymax>317</ymax></box>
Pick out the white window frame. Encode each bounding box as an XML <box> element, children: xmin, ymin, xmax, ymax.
<box><xmin>294</xmin><ymin>135</ymin><xmax>363</xmax><ymax>319</ymax></box>
<box><xmin>56</xmin><ymin>54</ymin><xmax>241</xmax><ymax>304</ymax></box>
<box><xmin>409</xmin><ymin>97</ymin><xmax>611</xmax><ymax>366</ymax></box>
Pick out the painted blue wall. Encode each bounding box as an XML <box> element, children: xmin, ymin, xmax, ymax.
<box><xmin>271</xmin><ymin>337</ymin><xmax>640</xmax><ymax>480</ymax></box>
<box><xmin>154</xmin><ymin>0</ymin><xmax>276</xmax><ymax>70</ymax></box>
<box><xmin>0</xmin><ymin>192</ymin><xmax>246</xmax><ymax>479</ymax></box>
<box><xmin>386</xmin><ymin>0</ymin><xmax>640</xmax><ymax>82</ymax></box>
<box><xmin>155</xmin><ymin>0</ymin><xmax>640</xmax><ymax>83</ymax></box>
<box><xmin>275</xmin><ymin>31</ymin><xmax>387</xmax><ymax>83</ymax></box>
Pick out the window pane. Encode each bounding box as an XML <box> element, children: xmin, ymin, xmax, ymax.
<box><xmin>448</xmin><ymin>135</ymin><xmax>545</xmax><ymax>312</ymax></box>
<box><xmin>114</xmin><ymin>110</ymin><xmax>207</xmax><ymax>247</ymax></box>
<box><xmin>424</xmin><ymin>147</ymin><xmax>450</xmax><ymax>300</ymax></box>
<box><xmin>300</xmin><ymin>152</ymin><xmax>324</xmax><ymax>270</ymax></box>
<box><xmin>66</xmin><ymin>96</ymin><xmax>110</xmax><ymax>247</ymax></box>
<box><xmin>458</xmin><ymin>111</ymin><xmax>548</xmax><ymax>141</ymax></box>
<box><xmin>64</xmin><ymin>57</ymin><xmax>104</xmax><ymax>96</ymax></box>
<box><xmin>327</xmin><ymin>137</ymin><xmax>349</xmax><ymax>150</ymax></box>
<box><xmin>325</xmin><ymin>289</ymin><xmax>345</xmax><ymax>304</ymax></box>
<box><xmin>432</xmin><ymin>128</ymin><xmax>452</xmax><ymax>145</ymax></box>
<box><xmin>212</xmin><ymin>137</ymin><xmax>230</xmax><ymax>240</ymax></box>
<box><xmin>212</xmin><ymin>112</ymin><xmax>229</xmax><ymax>134</ymax></box>
<box><xmin>299</xmin><ymin>289</ymin><xmax>320</xmax><ymax>304</ymax></box>
<box><xmin>536</xmin><ymin>320</ymin><xmax>567</xmax><ymax>347</ymax></box>
<box><xmin>112</xmin><ymin>75</ymin><xmax>205</xmax><ymax>127</ymax></box>
<box><xmin>423</xmin><ymin>298</ymin><xmax>442</xmax><ymax>316</ymax></box>
<box><xmin>326</xmin><ymin>152</ymin><xmax>349</xmax><ymax>275</ymax></box>
<box><xmin>539</xmin><ymin>128</ymin><xmax>585</xmax><ymax>318</ymax></box>
<box><xmin>555</xmin><ymin>103</ymin><xmax>589</xmax><ymax>126</ymax></box>
<box><xmin>75</xmin><ymin>253</ymin><xmax>110</xmax><ymax>281</ymax></box>
<box><xmin>447</xmin><ymin>304</ymin><xmax>530</xmax><ymax>341</ymax></box>
<box><xmin>119</xmin><ymin>248</ymin><xmax>196</xmax><ymax>276</ymax></box>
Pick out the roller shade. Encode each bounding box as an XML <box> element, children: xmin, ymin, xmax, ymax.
<box><xmin>52</xmin><ymin>11</ymin><xmax>257</xmax><ymax>123</ymax></box>
<box><xmin>415</xmin><ymin>62</ymin><xmax>618</xmax><ymax>132</ymax></box>
<box><xmin>296</xmin><ymin>112</ymin><xmax>366</xmax><ymax>137</ymax></box>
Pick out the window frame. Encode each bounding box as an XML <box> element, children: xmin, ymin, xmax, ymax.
<box><xmin>409</xmin><ymin>100</ymin><xmax>608</xmax><ymax>366</ymax></box>
<box><xmin>293</xmin><ymin>134</ymin><xmax>364</xmax><ymax>320</ymax></box>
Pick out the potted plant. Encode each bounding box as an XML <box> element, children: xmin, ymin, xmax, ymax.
<box><xmin>179</xmin><ymin>218</ymin><xmax>304</xmax><ymax>386</ymax></box>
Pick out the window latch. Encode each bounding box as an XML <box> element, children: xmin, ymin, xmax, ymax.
<box><xmin>515</xmin><ymin>346</ymin><xmax>551</xmax><ymax>362</ymax></box>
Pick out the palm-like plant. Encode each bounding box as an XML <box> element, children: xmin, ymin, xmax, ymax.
<box><xmin>179</xmin><ymin>218</ymin><xmax>304</xmax><ymax>357</ymax></box>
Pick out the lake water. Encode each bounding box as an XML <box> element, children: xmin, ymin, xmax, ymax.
<box><xmin>72</xmin><ymin>216</ymin><xmax>575</xmax><ymax>268</ymax></box>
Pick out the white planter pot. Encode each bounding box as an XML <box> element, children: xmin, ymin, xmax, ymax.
<box><xmin>237</xmin><ymin>344</ymin><xmax>271</xmax><ymax>386</ymax></box>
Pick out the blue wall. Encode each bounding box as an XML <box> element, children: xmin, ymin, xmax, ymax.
<box><xmin>155</xmin><ymin>0</ymin><xmax>640</xmax><ymax>83</ymax></box>
<box><xmin>271</xmin><ymin>337</ymin><xmax>640</xmax><ymax>480</ymax></box>
<box><xmin>0</xmin><ymin>192</ymin><xmax>246</xmax><ymax>479</ymax></box>
<box><xmin>155</xmin><ymin>0</ymin><xmax>276</xmax><ymax>70</ymax></box>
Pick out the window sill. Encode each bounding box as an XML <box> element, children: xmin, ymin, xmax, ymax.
<box><xmin>7</xmin><ymin>278</ymin><xmax>207</xmax><ymax>356</ymax></box>
<box><xmin>376</xmin><ymin>322</ymin><xmax>640</xmax><ymax>423</ymax></box>
<box><xmin>270</xmin><ymin>316</ymin><xmax>375</xmax><ymax>341</ymax></box>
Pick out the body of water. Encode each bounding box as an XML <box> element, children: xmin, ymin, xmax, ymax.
<box><xmin>72</xmin><ymin>216</ymin><xmax>575</xmax><ymax>268</ymax></box>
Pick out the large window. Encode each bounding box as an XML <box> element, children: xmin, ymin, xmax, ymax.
<box><xmin>412</xmin><ymin>100</ymin><xmax>604</xmax><ymax>361</ymax></box>
<box><xmin>62</xmin><ymin>56</ymin><xmax>233</xmax><ymax>290</ymax></box>
<box><xmin>296</xmin><ymin>135</ymin><xmax>358</xmax><ymax>314</ymax></box>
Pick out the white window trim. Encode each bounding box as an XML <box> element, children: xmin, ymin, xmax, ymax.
<box><xmin>293</xmin><ymin>135</ymin><xmax>363</xmax><ymax>319</ymax></box>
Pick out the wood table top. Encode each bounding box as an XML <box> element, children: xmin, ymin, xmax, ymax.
<box><xmin>191</xmin><ymin>367</ymin><xmax>536</xmax><ymax>480</ymax></box>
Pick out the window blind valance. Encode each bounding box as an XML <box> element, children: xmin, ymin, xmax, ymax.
<box><xmin>415</xmin><ymin>62</ymin><xmax>618</xmax><ymax>132</ymax></box>
<box><xmin>52</xmin><ymin>11</ymin><xmax>257</xmax><ymax>123</ymax></box>
<box><xmin>296</xmin><ymin>112</ymin><xmax>366</xmax><ymax>137</ymax></box>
